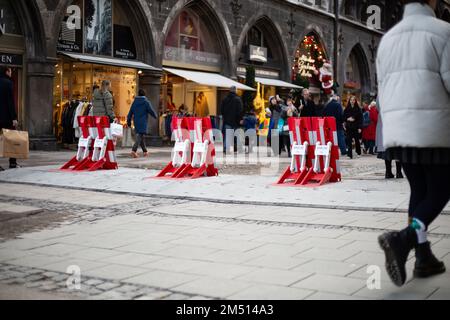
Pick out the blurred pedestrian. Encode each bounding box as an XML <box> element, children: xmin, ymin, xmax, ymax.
<box><xmin>0</xmin><ymin>66</ymin><xmax>20</xmax><ymax>170</ymax></box>
<box><xmin>299</xmin><ymin>89</ymin><xmax>317</xmax><ymax>117</ymax></box>
<box><xmin>127</xmin><ymin>89</ymin><xmax>157</xmax><ymax>158</ymax></box>
<box><xmin>362</xmin><ymin>101</ymin><xmax>378</xmax><ymax>155</ymax></box>
<box><xmin>343</xmin><ymin>96</ymin><xmax>363</xmax><ymax>159</ymax></box>
<box><xmin>220</xmin><ymin>86</ymin><xmax>243</xmax><ymax>154</ymax></box>
<box><xmin>377</xmin><ymin>0</ymin><xmax>450</xmax><ymax>287</ymax></box>
<box><xmin>93</xmin><ymin>80</ymin><xmax>117</xmax><ymax>123</ymax></box>
<box><xmin>279</xmin><ymin>97</ymin><xmax>299</xmax><ymax>157</ymax></box>
<box><xmin>324</xmin><ymin>94</ymin><xmax>346</xmax><ymax>156</ymax></box>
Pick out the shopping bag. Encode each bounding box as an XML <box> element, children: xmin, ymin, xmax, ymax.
<box><xmin>110</xmin><ymin>123</ymin><xmax>124</xmax><ymax>138</ymax></box>
<box><xmin>0</xmin><ymin>129</ymin><xmax>29</xmax><ymax>159</ymax></box>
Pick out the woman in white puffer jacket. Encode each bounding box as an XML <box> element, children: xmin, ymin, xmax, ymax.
<box><xmin>377</xmin><ymin>0</ymin><xmax>450</xmax><ymax>287</ymax></box>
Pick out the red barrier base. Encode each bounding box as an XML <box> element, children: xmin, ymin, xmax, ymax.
<box><xmin>175</xmin><ymin>164</ymin><xmax>218</xmax><ymax>179</ymax></box>
<box><xmin>60</xmin><ymin>156</ymin><xmax>83</xmax><ymax>171</ymax></box>
<box><xmin>300</xmin><ymin>169</ymin><xmax>333</xmax><ymax>187</ymax></box>
<box><xmin>155</xmin><ymin>162</ymin><xmax>189</xmax><ymax>179</ymax></box>
<box><xmin>276</xmin><ymin>167</ymin><xmax>309</xmax><ymax>186</ymax></box>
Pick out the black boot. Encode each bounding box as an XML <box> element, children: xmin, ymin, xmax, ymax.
<box><xmin>414</xmin><ymin>242</ymin><xmax>446</xmax><ymax>278</ymax></box>
<box><xmin>385</xmin><ymin>161</ymin><xmax>394</xmax><ymax>179</ymax></box>
<box><xmin>378</xmin><ymin>226</ymin><xmax>418</xmax><ymax>287</ymax></box>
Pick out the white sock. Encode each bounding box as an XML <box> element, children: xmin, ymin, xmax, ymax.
<box><xmin>411</xmin><ymin>218</ymin><xmax>427</xmax><ymax>244</ymax></box>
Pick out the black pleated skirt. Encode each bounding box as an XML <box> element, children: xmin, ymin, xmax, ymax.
<box><xmin>385</xmin><ymin>147</ymin><xmax>450</xmax><ymax>165</ymax></box>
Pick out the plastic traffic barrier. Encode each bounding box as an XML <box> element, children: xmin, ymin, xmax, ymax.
<box><xmin>173</xmin><ymin>117</ymin><xmax>218</xmax><ymax>179</ymax></box>
<box><xmin>60</xmin><ymin>116</ymin><xmax>96</xmax><ymax>171</ymax></box>
<box><xmin>155</xmin><ymin>117</ymin><xmax>191</xmax><ymax>178</ymax></box>
<box><xmin>299</xmin><ymin>117</ymin><xmax>341</xmax><ymax>187</ymax></box>
<box><xmin>276</xmin><ymin>117</ymin><xmax>314</xmax><ymax>186</ymax></box>
<box><xmin>67</xmin><ymin>116</ymin><xmax>118</xmax><ymax>171</ymax></box>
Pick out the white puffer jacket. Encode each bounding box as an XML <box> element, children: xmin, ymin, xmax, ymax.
<box><xmin>376</xmin><ymin>3</ymin><xmax>450</xmax><ymax>149</ymax></box>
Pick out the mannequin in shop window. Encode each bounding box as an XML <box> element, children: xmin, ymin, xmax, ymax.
<box><xmin>167</xmin><ymin>94</ymin><xmax>176</xmax><ymax>112</ymax></box>
<box><xmin>194</xmin><ymin>91</ymin><xmax>210</xmax><ymax>117</ymax></box>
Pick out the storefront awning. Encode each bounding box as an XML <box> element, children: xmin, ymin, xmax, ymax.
<box><xmin>254</xmin><ymin>77</ymin><xmax>303</xmax><ymax>89</ymax></box>
<box><xmin>163</xmin><ymin>67</ymin><xmax>255</xmax><ymax>91</ymax></box>
<box><xmin>58</xmin><ymin>52</ymin><xmax>161</xmax><ymax>71</ymax></box>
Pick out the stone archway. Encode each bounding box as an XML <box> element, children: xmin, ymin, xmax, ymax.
<box><xmin>162</xmin><ymin>0</ymin><xmax>234</xmax><ymax>76</ymax></box>
<box><xmin>342</xmin><ymin>43</ymin><xmax>371</xmax><ymax>104</ymax></box>
<box><xmin>236</xmin><ymin>14</ymin><xmax>291</xmax><ymax>81</ymax></box>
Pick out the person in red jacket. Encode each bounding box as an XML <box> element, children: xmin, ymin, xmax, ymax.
<box><xmin>362</xmin><ymin>101</ymin><xmax>379</xmax><ymax>155</ymax></box>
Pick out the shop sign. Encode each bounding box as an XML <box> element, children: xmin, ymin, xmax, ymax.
<box><xmin>114</xmin><ymin>25</ymin><xmax>136</xmax><ymax>60</ymax></box>
<box><xmin>0</xmin><ymin>9</ymin><xmax>5</xmax><ymax>36</ymax></box>
<box><xmin>249</xmin><ymin>45</ymin><xmax>268</xmax><ymax>63</ymax></box>
<box><xmin>237</xmin><ymin>67</ymin><xmax>279</xmax><ymax>79</ymax></box>
<box><xmin>164</xmin><ymin>46</ymin><xmax>221</xmax><ymax>68</ymax></box>
<box><xmin>0</xmin><ymin>52</ymin><xmax>22</xmax><ymax>66</ymax></box>
<box><xmin>298</xmin><ymin>55</ymin><xmax>316</xmax><ymax>78</ymax></box>
<box><xmin>84</xmin><ymin>0</ymin><xmax>112</xmax><ymax>56</ymax></box>
<box><xmin>57</xmin><ymin>15</ymin><xmax>83</xmax><ymax>53</ymax></box>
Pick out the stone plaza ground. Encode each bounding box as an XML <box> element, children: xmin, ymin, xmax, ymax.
<box><xmin>0</xmin><ymin>148</ymin><xmax>449</xmax><ymax>300</ymax></box>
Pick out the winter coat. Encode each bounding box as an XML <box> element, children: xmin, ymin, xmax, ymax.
<box><xmin>323</xmin><ymin>99</ymin><xmax>344</xmax><ymax>131</ymax></box>
<box><xmin>362</xmin><ymin>107</ymin><xmax>378</xmax><ymax>141</ymax></box>
<box><xmin>0</xmin><ymin>74</ymin><xmax>17</xmax><ymax>129</ymax></box>
<box><xmin>243</xmin><ymin>115</ymin><xmax>257</xmax><ymax>131</ymax></box>
<box><xmin>127</xmin><ymin>96</ymin><xmax>157</xmax><ymax>134</ymax></box>
<box><xmin>280</xmin><ymin>104</ymin><xmax>299</xmax><ymax>136</ymax></box>
<box><xmin>220</xmin><ymin>92</ymin><xmax>243</xmax><ymax>129</ymax></box>
<box><xmin>343</xmin><ymin>105</ymin><xmax>363</xmax><ymax>131</ymax></box>
<box><xmin>376</xmin><ymin>3</ymin><xmax>450</xmax><ymax>149</ymax></box>
<box><xmin>299</xmin><ymin>98</ymin><xmax>317</xmax><ymax>118</ymax></box>
<box><xmin>92</xmin><ymin>88</ymin><xmax>115</xmax><ymax>120</ymax></box>
<box><xmin>269</xmin><ymin>103</ymin><xmax>282</xmax><ymax>131</ymax></box>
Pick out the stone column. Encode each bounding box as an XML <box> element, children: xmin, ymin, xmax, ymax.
<box><xmin>26</xmin><ymin>58</ymin><xmax>58</xmax><ymax>151</ymax></box>
<box><xmin>139</xmin><ymin>69</ymin><xmax>163</xmax><ymax>147</ymax></box>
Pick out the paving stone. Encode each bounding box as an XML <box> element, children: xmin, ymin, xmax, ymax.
<box><xmin>124</xmin><ymin>270</ymin><xmax>199</xmax><ymax>290</ymax></box>
<box><xmin>227</xmin><ymin>284</ymin><xmax>314</xmax><ymax>300</ymax></box>
<box><xmin>237</xmin><ymin>268</ymin><xmax>312</xmax><ymax>287</ymax></box>
<box><xmin>292</xmin><ymin>274</ymin><xmax>366</xmax><ymax>295</ymax></box>
<box><xmin>291</xmin><ymin>260</ymin><xmax>363</xmax><ymax>277</ymax></box>
<box><xmin>96</xmin><ymin>282</ymin><xmax>121</xmax><ymax>291</ymax></box>
<box><xmin>173</xmin><ymin>277</ymin><xmax>252</xmax><ymax>299</ymax></box>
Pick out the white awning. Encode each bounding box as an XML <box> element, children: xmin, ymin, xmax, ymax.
<box><xmin>255</xmin><ymin>77</ymin><xmax>303</xmax><ymax>89</ymax></box>
<box><xmin>58</xmin><ymin>52</ymin><xmax>161</xmax><ymax>71</ymax></box>
<box><xmin>164</xmin><ymin>67</ymin><xmax>255</xmax><ymax>91</ymax></box>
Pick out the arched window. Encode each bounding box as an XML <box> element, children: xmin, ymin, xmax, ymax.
<box><xmin>240</xmin><ymin>26</ymin><xmax>273</xmax><ymax>60</ymax></box>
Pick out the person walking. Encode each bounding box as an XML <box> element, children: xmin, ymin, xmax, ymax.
<box><xmin>377</xmin><ymin>0</ymin><xmax>450</xmax><ymax>287</ymax></box>
<box><xmin>220</xmin><ymin>86</ymin><xmax>243</xmax><ymax>154</ymax></box>
<box><xmin>362</xmin><ymin>101</ymin><xmax>378</xmax><ymax>155</ymax></box>
<box><xmin>375</xmin><ymin>99</ymin><xmax>403</xmax><ymax>179</ymax></box>
<box><xmin>299</xmin><ymin>89</ymin><xmax>317</xmax><ymax>118</ymax></box>
<box><xmin>127</xmin><ymin>89</ymin><xmax>157</xmax><ymax>158</ymax></box>
<box><xmin>93</xmin><ymin>80</ymin><xmax>116</xmax><ymax>123</ymax></box>
<box><xmin>324</xmin><ymin>94</ymin><xmax>346</xmax><ymax>156</ymax></box>
<box><xmin>279</xmin><ymin>97</ymin><xmax>299</xmax><ymax>157</ymax></box>
<box><xmin>0</xmin><ymin>66</ymin><xmax>19</xmax><ymax>170</ymax></box>
<box><xmin>343</xmin><ymin>96</ymin><xmax>363</xmax><ymax>159</ymax></box>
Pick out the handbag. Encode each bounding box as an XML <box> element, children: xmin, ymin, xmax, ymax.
<box><xmin>0</xmin><ymin>129</ymin><xmax>29</xmax><ymax>159</ymax></box>
<box><xmin>110</xmin><ymin>123</ymin><xmax>124</xmax><ymax>138</ymax></box>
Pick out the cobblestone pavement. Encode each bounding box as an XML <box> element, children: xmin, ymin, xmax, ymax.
<box><xmin>0</xmin><ymin>181</ymin><xmax>449</xmax><ymax>300</ymax></box>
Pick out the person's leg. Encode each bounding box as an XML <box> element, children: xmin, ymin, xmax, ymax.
<box><xmin>345</xmin><ymin>131</ymin><xmax>353</xmax><ymax>159</ymax></box>
<box><xmin>131</xmin><ymin>133</ymin><xmax>140</xmax><ymax>157</ymax></box>
<box><xmin>410</xmin><ymin>164</ymin><xmax>450</xmax><ymax>228</ymax></box>
<box><xmin>337</xmin><ymin>130</ymin><xmax>346</xmax><ymax>155</ymax></box>
<box><xmin>286</xmin><ymin>135</ymin><xmax>292</xmax><ymax>158</ymax></box>
<box><xmin>140</xmin><ymin>134</ymin><xmax>148</xmax><ymax>154</ymax></box>
<box><xmin>368</xmin><ymin>140</ymin><xmax>375</xmax><ymax>154</ymax></box>
<box><xmin>385</xmin><ymin>160</ymin><xmax>394</xmax><ymax>179</ymax></box>
<box><xmin>403</xmin><ymin>163</ymin><xmax>427</xmax><ymax>224</ymax></box>
<box><xmin>354</xmin><ymin>131</ymin><xmax>362</xmax><ymax>156</ymax></box>
<box><xmin>9</xmin><ymin>158</ymin><xmax>17</xmax><ymax>168</ymax></box>
<box><xmin>405</xmin><ymin>163</ymin><xmax>450</xmax><ymax>278</ymax></box>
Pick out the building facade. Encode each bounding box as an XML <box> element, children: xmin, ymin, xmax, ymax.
<box><xmin>1</xmin><ymin>0</ymin><xmax>449</xmax><ymax>149</ymax></box>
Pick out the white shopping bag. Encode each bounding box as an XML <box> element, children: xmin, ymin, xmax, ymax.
<box><xmin>110</xmin><ymin>123</ymin><xmax>124</xmax><ymax>138</ymax></box>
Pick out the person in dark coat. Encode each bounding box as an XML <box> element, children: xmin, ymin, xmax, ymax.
<box><xmin>0</xmin><ymin>66</ymin><xmax>19</xmax><ymax>170</ymax></box>
<box><xmin>127</xmin><ymin>89</ymin><xmax>157</xmax><ymax>158</ymax></box>
<box><xmin>343</xmin><ymin>95</ymin><xmax>363</xmax><ymax>159</ymax></box>
<box><xmin>323</xmin><ymin>94</ymin><xmax>346</xmax><ymax>156</ymax></box>
<box><xmin>362</xmin><ymin>101</ymin><xmax>379</xmax><ymax>155</ymax></box>
<box><xmin>220</xmin><ymin>86</ymin><xmax>243</xmax><ymax>154</ymax></box>
<box><xmin>299</xmin><ymin>89</ymin><xmax>317</xmax><ymax>118</ymax></box>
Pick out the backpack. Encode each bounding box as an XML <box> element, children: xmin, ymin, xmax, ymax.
<box><xmin>362</xmin><ymin>111</ymin><xmax>371</xmax><ymax>128</ymax></box>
